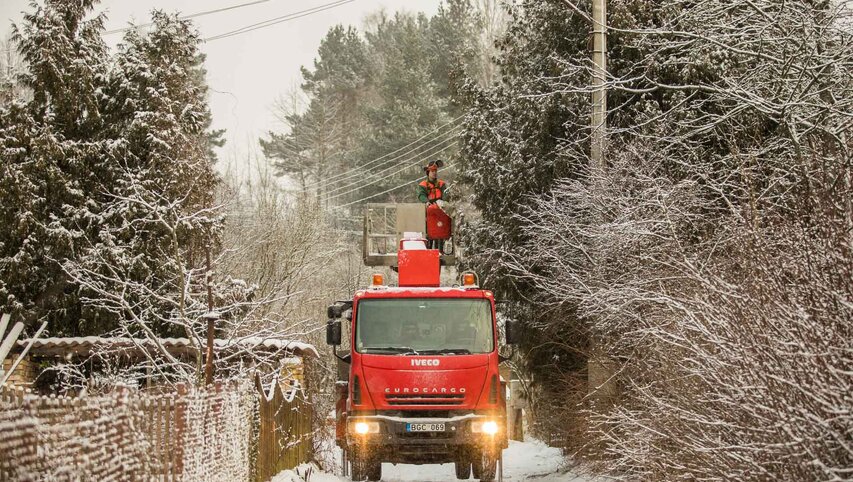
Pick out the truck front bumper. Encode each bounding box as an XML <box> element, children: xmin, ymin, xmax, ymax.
<box><xmin>345</xmin><ymin>413</ymin><xmax>506</xmax><ymax>464</ymax></box>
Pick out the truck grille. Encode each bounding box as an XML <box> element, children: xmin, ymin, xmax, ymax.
<box><xmin>385</xmin><ymin>393</ymin><xmax>465</xmax><ymax>406</ymax></box>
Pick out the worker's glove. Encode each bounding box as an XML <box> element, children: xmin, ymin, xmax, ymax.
<box><xmin>436</xmin><ymin>200</ymin><xmax>446</xmax><ymax>209</ymax></box>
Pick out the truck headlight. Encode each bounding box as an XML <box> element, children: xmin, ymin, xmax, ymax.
<box><xmin>471</xmin><ymin>420</ymin><xmax>500</xmax><ymax>435</ymax></box>
<box><xmin>350</xmin><ymin>420</ymin><xmax>380</xmax><ymax>435</ymax></box>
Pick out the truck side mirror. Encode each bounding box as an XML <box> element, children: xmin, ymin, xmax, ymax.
<box><xmin>327</xmin><ymin>304</ymin><xmax>342</xmax><ymax>319</ymax></box>
<box><xmin>505</xmin><ymin>319</ymin><xmax>518</xmax><ymax>345</ymax></box>
<box><xmin>326</xmin><ymin>319</ymin><xmax>342</xmax><ymax>346</ymax></box>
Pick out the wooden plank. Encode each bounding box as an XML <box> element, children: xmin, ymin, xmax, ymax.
<box><xmin>263</xmin><ymin>394</ymin><xmax>273</xmax><ymax>481</ymax></box>
<box><xmin>156</xmin><ymin>397</ymin><xmax>163</xmax><ymax>478</ymax></box>
<box><xmin>145</xmin><ymin>397</ymin><xmax>154</xmax><ymax>475</ymax></box>
<box><xmin>165</xmin><ymin>397</ymin><xmax>173</xmax><ymax>481</ymax></box>
<box><xmin>174</xmin><ymin>387</ymin><xmax>186</xmax><ymax>477</ymax></box>
<box><xmin>258</xmin><ymin>395</ymin><xmax>263</xmax><ymax>482</ymax></box>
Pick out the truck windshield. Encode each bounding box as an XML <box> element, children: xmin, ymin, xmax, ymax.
<box><xmin>355</xmin><ymin>298</ymin><xmax>494</xmax><ymax>355</ymax></box>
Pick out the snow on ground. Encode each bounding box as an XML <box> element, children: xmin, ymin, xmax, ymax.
<box><xmin>273</xmin><ymin>438</ymin><xmax>602</xmax><ymax>482</ymax></box>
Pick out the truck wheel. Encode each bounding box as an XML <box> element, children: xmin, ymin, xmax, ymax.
<box><xmin>368</xmin><ymin>460</ymin><xmax>382</xmax><ymax>481</ymax></box>
<box><xmin>454</xmin><ymin>458</ymin><xmax>472</xmax><ymax>479</ymax></box>
<box><xmin>350</xmin><ymin>451</ymin><xmax>369</xmax><ymax>481</ymax></box>
<box><xmin>472</xmin><ymin>450</ymin><xmax>496</xmax><ymax>482</ymax></box>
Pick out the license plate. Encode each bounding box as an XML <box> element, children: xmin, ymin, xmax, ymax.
<box><xmin>406</xmin><ymin>423</ymin><xmax>446</xmax><ymax>432</ymax></box>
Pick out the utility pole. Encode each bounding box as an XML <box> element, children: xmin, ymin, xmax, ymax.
<box><xmin>588</xmin><ymin>0</ymin><xmax>617</xmax><ymax>405</ymax></box>
<box><xmin>591</xmin><ymin>0</ymin><xmax>607</xmax><ymax>168</ymax></box>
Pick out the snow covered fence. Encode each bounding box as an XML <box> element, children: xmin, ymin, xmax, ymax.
<box><xmin>0</xmin><ymin>382</ymin><xmax>257</xmax><ymax>481</ymax></box>
<box><xmin>255</xmin><ymin>373</ymin><xmax>313</xmax><ymax>482</ymax></box>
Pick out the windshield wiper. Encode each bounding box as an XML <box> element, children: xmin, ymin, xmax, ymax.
<box><xmin>363</xmin><ymin>346</ymin><xmax>419</xmax><ymax>355</ymax></box>
<box><xmin>417</xmin><ymin>348</ymin><xmax>472</xmax><ymax>355</ymax></box>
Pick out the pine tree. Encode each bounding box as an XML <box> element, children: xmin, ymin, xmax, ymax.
<box><xmin>428</xmin><ymin>0</ymin><xmax>483</xmax><ymax>100</ymax></box>
<box><xmin>0</xmin><ymin>0</ymin><xmax>111</xmax><ymax>334</ymax></box>
<box><xmin>262</xmin><ymin>25</ymin><xmax>369</xmax><ymax>202</ymax></box>
<box><xmin>77</xmin><ymin>10</ymin><xmax>223</xmax><ymax>337</ymax></box>
<box><xmin>0</xmin><ymin>2</ymin><xmax>223</xmax><ymax>337</ymax></box>
<box><xmin>262</xmin><ymin>3</ymin><xmax>494</xmax><ymax>209</ymax></box>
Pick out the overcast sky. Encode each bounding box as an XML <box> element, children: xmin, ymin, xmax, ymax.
<box><xmin>0</xmin><ymin>0</ymin><xmax>444</xmax><ymax>174</ymax></box>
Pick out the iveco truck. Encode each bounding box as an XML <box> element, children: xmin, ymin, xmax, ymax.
<box><xmin>326</xmin><ymin>203</ymin><xmax>517</xmax><ymax>481</ymax></box>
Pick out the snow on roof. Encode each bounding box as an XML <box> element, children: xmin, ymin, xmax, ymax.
<box><xmin>16</xmin><ymin>336</ymin><xmax>318</xmax><ymax>359</ymax></box>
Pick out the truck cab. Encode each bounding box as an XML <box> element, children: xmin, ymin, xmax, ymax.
<box><xmin>326</xmin><ymin>204</ymin><xmax>517</xmax><ymax>481</ymax></box>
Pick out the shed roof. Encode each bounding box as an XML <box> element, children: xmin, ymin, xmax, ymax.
<box><xmin>16</xmin><ymin>336</ymin><xmax>318</xmax><ymax>359</ymax></box>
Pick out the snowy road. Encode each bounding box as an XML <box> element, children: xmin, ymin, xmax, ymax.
<box><xmin>275</xmin><ymin>439</ymin><xmax>599</xmax><ymax>482</ymax></box>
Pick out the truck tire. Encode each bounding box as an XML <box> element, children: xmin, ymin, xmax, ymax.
<box><xmin>351</xmin><ymin>453</ymin><xmax>382</xmax><ymax>481</ymax></box>
<box><xmin>350</xmin><ymin>451</ymin><xmax>371</xmax><ymax>481</ymax></box>
<box><xmin>472</xmin><ymin>450</ymin><xmax>496</xmax><ymax>482</ymax></box>
<box><xmin>454</xmin><ymin>458</ymin><xmax>472</xmax><ymax>479</ymax></box>
<box><xmin>368</xmin><ymin>460</ymin><xmax>382</xmax><ymax>481</ymax></box>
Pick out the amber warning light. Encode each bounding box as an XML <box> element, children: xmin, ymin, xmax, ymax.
<box><xmin>372</xmin><ymin>273</ymin><xmax>385</xmax><ymax>286</ymax></box>
<box><xmin>462</xmin><ymin>272</ymin><xmax>477</xmax><ymax>286</ymax></box>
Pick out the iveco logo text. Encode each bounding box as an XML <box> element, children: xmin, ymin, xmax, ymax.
<box><xmin>385</xmin><ymin>387</ymin><xmax>466</xmax><ymax>394</ymax></box>
<box><xmin>411</xmin><ymin>359</ymin><xmax>440</xmax><ymax>367</ymax></box>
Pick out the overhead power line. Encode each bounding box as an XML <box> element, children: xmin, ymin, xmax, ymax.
<box><xmin>321</xmin><ymin>124</ymin><xmax>463</xmax><ymax>192</ymax></box>
<box><xmin>322</xmin><ymin>134</ymin><xmax>460</xmax><ymax>197</ymax></box>
<box><xmin>325</xmin><ymin>139</ymin><xmax>459</xmax><ymax>202</ymax></box>
<box><xmin>313</xmin><ymin>125</ymin><xmax>462</xmax><ymax>196</ymax></box>
<box><xmin>298</xmin><ymin>115</ymin><xmax>464</xmax><ymax>191</ymax></box>
<box><xmin>103</xmin><ymin>0</ymin><xmax>273</xmax><ymax>36</ymax></box>
<box><xmin>331</xmin><ymin>164</ymin><xmax>457</xmax><ymax>210</ymax></box>
<box><xmin>204</xmin><ymin>0</ymin><xmax>356</xmax><ymax>42</ymax></box>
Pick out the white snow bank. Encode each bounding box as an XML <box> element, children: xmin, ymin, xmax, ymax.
<box><xmin>271</xmin><ymin>463</ymin><xmax>341</xmax><ymax>482</ymax></box>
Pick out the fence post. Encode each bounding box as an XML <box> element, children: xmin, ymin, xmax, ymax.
<box><xmin>174</xmin><ymin>383</ymin><xmax>188</xmax><ymax>478</ymax></box>
<box><xmin>254</xmin><ymin>373</ymin><xmax>270</xmax><ymax>482</ymax></box>
<box><xmin>165</xmin><ymin>396</ymin><xmax>174</xmax><ymax>481</ymax></box>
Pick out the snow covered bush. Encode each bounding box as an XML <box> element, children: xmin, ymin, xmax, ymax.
<box><xmin>219</xmin><ymin>159</ymin><xmax>365</xmax><ymax>461</ymax></box>
<box><xmin>521</xmin><ymin>140</ymin><xmax>852</xmax><ymax>478</ymax></box>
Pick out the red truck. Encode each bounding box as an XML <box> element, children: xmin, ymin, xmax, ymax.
<box><xmin>326</xmin><ymin>204</ymin><xmax>517</xmax><ymax>481</ymax></box>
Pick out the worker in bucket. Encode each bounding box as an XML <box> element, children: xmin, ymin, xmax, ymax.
<box><xmin>418</xmin><ymin>159</ymin><xmax>452</xmax><ymax>251</ymax></box>
<box><xmin>417</xmin><ymin>159</ymin><xmax>449</xmax><ymax>207</ymax></box>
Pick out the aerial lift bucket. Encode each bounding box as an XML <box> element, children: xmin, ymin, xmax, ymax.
<box><xmin>362</xmin><ymin>203</ymin><xmax>455</xmax><ymax>267</ymax></box>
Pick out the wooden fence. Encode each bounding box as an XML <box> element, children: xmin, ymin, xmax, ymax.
<box><xmin>254</xmin><ymin>373</ymin><xmax>313</xmax><ymax>482</ymax></box>
<box><xmin>0</xmin><ymin>386</ymin><xmax>187</xmax><ymax>480</ymax></box>
<box><xmin>0</xmin><ymin>377</ymin><xmax>313</xmax><ymax>481</ymax></box>
<box><xmin>134</xmin><ymin>388</ymin><xmax>189</xmax><ymax>479</ymax></box>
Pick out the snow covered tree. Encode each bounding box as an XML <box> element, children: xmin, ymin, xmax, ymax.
<box><xmin>350</xmin><ymin>11</ymin><xmax>454</xmax><ymax>204</ymax></box>
<box><xmin>0</xmin><ymin>35</ymin><xmax>29</xmax><ymax>105</ymax></box>
<box><xmin>63</xmin><ymin>10</ymin><xmax>224</xmax><ymax>341</ymax></box>
<box><xmin>262</xmin><ymin>2</ymin><xmax>498</xmax><ymax>209</ymax></box>
<box><xmin>0</xmin><ymin>2</ymin><xmax>224</xmax><ymax>339</ymax></box>
<box><xmin>458</xmin><ymin>0</ymin><xmax>852</xmax><ymax>478</ymax></box>
<box><xmin>427</xmin><ymin>0</ymin><xmax>483</xmax><ymax>100</ymax></box>
<box><xmin>0</xmin><ymin>0</ymin><xmax>112</xmax><ymax>334</ymax></box>
<box><xmin>262</xmin><ymin>89</ymin><xmax>346</xmax><ymax>202</ymax></box>
<box><xmin>454</xmin><ymin>0</ymin><xmax>594</xmax><ymax>437</ymax></box>
<box><xmin>471</xmin><ymin>0</ymin><xmax>507</xmax><ymax>87</ymax></box>
<box><xmin>261</xmin><ymin>25</ymin><xmax>369</xmax><ymax>197</ymax></box>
